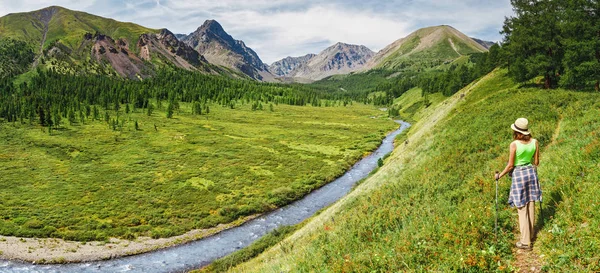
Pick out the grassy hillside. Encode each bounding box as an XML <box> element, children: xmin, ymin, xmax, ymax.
<box><xmin>227</xmin><ymin>69</ymin><xmax>600</xmax><ymax>272</ymax></box>
<box><xmin>0</xmin><ymin>6</ymin><xmax>173</xmax><ymax>78</ymax></box>
<box><xmin>373</xmin><ymin>25</ymin><xmax>486</xmax><ymax>72</ymax></box>
<box><xmin>0</xmin><ymin>102</ymin><xmax>396</xmax><ymax>241</ymax></box>
<box><xmin>0</xmin><ymin>11</ymin><xmax>45</xmax><ymax>46</ymax></box>
<box><xmin>0</xmin><ymin>6</ymin><xmax>158</xmax><ymax>52</ymax></box>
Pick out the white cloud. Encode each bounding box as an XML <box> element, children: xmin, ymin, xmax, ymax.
<box><xmin>214</xmin><ymin>5</ymin><xmax>411</xmax><ymax>63</ymax></box>
<box><xmin>0</xmin><ymin>0</ymin><xmax>92</xmax><ymax>15</ymax></box>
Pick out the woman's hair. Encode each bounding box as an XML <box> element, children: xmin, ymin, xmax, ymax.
<box><xmin>513</xmin><ymin>131</ymin><xmax>532</xmax><ymax>141</ymax></box>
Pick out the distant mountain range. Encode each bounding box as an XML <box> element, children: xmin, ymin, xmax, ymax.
<box><xmin>471</xmin><ymin>38</ymin><xmax>497</xmax><ymax>49</ymax></box>
<box><xmin>269</xmin><ymin>43</ymin><xmax>375</xmax><ymax>81</ymax></box>
<box><xmin>269</xmin><ymin>54</ymin><xmax>317</xmax><ymax>78</ymax></box>
<box><xmin>0</xmin><ymin>6</ymin><xmax>492</xmax><ymax>82</ymax></box>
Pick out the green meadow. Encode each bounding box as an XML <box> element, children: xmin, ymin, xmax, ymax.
<box><xmin>229</xmin><ymin>69</ymin><xmax>600</xmax><ymax>272</ymax></box>
<box><xmin>0</xmin><ymin>102</ymin><xmax>397</xmax><ymax>241</ymax></box>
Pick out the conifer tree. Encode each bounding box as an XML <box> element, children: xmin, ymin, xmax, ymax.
<box><xmin>45</xmin><ymin>108</ymin><xmax>53</xmax><ymax>128</ymax></box>
<box><xmin>560</xmin><ymin>0</ymin><xmax>600</xmax><ymax>90</ymax></box>
<box><xmin>166</xmin><ymin>102</ymin><xmax>174</xmax><ymax>118</ymax></box>
<box><xmin>147</xmin><ymin>103</ymin><xmax>154</xmax><ymax>116</ymax></box>
<box><xmin>38</xmin><ymin>107</ymin><xmax>46</xmax><ymax>126</ymax></box>
<box><xmin>93</xmin><ymin>106</ymin><xmax>99</xmax><ymax>120</ymax></box>
<box><xmin>502</xmin><ymin>0</ymin><xmax>564</xmax><ymax>88</ymax></box>
<box><xmin>68</xmin><ymin>109</ymin><xmax>76</xmax><ymax>125</ymax></box>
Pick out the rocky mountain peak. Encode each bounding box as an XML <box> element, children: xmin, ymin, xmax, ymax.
<box><xmin>200</xmin><ymin>19</ymin><xmax>223</xmax><ymax>32</ymax></box>
<box><xmin>199</xmin><ymin>20</ymin><xmax>232</xmax><ymax>42</ymax></box>
<box><xmin>270</xmin><ymin>42</ymin><xmax>374</xmax><ymax>81</ymax></box>
<box><xmin>32</xmin><ymin>6</ymin><xmax>62</xmax><ymax>25</ymax></box>
<box><xmin>268</xmin><ymin>54</ymin><xmax>317</xmax><ymax>77</ymax></box>
<box><xmin>182</xmin><ymin>19</ymin><xmax>272</xmax><ymax>81</ymax></box>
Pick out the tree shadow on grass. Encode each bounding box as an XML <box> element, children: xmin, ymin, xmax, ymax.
<box><xmin>518</xmin><ymin>82</ymin><xmax>543</xmax><ymax>89</ymax></box>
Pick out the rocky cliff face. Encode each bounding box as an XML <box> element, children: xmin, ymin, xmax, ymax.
<box><xmin>272</xmin><ymin>42</ymin><xmax>374</xmax><ymax>81</ymax></box>
<box><xmin>182</xmin><ymin>20</ymin><xmax>273</xmax><ymax>81</ymax></box>
<box><xmin>86</xmin><ymin>28</ymin><xmax>210</xmax><ymax>78</ymax></box>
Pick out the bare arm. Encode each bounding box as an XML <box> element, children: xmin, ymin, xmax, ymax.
<box><xmin>496</xmin><ymin>142</ymin><xmax>516</xmax><ymax>180</ymax></box>
<box><xmin>534</xmin><ymin>139</ymin><xmax>540</xmax><ymax>166</ymax></box>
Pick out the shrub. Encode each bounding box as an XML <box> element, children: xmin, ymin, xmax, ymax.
<box><xmin>24</xmin><ymin>219</ymin><xmax>44</xmax><ymax>229</ymax></box>
<box><xmin>267</xmin><ymin>187</ymin><xmax>297</xmax><ymax>207</ymax></box>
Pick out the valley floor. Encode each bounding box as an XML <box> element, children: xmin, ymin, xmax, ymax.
<box><xmin>0</xmin><ymin>103</ymin><xmax>397</xmax><ymax>263</ymax></box>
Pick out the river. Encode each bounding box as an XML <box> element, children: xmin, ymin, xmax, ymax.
<box><xmin>0</xmin><ymin>121</ymin><xmax>410</xmax><ymax>273</ymax></box>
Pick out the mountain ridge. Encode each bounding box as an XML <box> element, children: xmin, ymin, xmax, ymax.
<box><xmin>270</xmin><ymin>42</ymin><xmax>374</xmax><ymax>81</ymax></box>
<box><xmin>268</xmin><ymin>53</ymin><xmax>317</xmax><ymax>77</ymax></box>
<box><xmin>181</xmin><ymin>20</ymin><xmax>273</xmax><ymax>81</ymax></box>
<box><xmin>2</xmin><ymin>6</ymin><xmax>491</xmax><ymax>82</ymax></box>
<box><xmin>0</xmin><ymin>5</ymin><xmax>217</xmax><ymax>78</ymax></box>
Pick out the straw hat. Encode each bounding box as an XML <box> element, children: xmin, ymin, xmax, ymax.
<box><xmin>511</xmin><ymin>118</ymin><xmax>530</xmax><ymax>135</ymax></box>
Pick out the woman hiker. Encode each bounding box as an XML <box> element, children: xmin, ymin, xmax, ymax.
<box><xmin>495</xmin><ymin>118</ymin><xmax>541</xmax><ymax>250</ymax></box>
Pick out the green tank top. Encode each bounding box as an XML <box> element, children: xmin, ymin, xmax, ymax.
<box><xmin>515</xmin><ymin>139</ymin><xmax>536</xmax><ymax>166</ymax></box>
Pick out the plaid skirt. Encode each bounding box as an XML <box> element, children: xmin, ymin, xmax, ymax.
<box><xmin>508</xmin><ymin>165</ymin><xmax>542</xmax><ymax>208</ymax></box>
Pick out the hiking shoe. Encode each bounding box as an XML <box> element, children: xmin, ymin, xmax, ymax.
<box><xmin>515</xmin><ymin>242</ymin><xmax>531</xmax><ymax>249</ymax></box>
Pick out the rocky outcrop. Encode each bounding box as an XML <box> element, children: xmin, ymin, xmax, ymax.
<box><xmin>88</xmin><ymin>28</ymin><xmax>209</xmax><ymax>78</ymax></box>
<box><xmin>92</xmin><ymin>33</ymin><xmax>144</xmax><ymax>78</ymax></box>
<box><xmin>182</xmin><ymin>20</ymin><xmax>272</xmax><ymax>81</ymax></box>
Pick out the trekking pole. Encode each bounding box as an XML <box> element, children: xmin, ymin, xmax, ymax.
<box><xmin>495</xmin><ymin>171</ymin><xmax>499</xmax><ymax>242</ymax></box>
<box><xmin>540</xmin><ymin>194</ymin><xmax>544</xmax><ymax>227</ymax></box>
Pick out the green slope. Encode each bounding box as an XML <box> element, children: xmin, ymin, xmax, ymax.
<box><xmin>226</xmin><ymin>69</ymin><xmax>600</xmax><ymax>272</ymax></box>
<box><xmin>372</xmin><ymin>25</ymin><xmax>487</xmax><ymax>72</ymax></box>
<box><xmin>0</xmin><ymin>6</ymin><xmax>158</xmax><ymax>52</ymax></box>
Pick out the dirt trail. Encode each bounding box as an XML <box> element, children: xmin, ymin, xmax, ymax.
<box><xmin>547</xmin><ymin>114</ymin><xmax>563</xmax><ymax>148</ymax></box>
<box><xmin>514</xmin><ymin>248</ymin><xmax>543</xmax><ymax>273</ymax></box>
<box><xmin>514</xmin><ymin>114</ymin><xmax>562</xmax><ymax>272</ymax></box>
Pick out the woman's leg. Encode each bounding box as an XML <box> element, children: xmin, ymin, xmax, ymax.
<box><xmin>527</xmin><ymin>201</ymin><xmax>535</xmax><ymax>242</ymax></box>
<box><xmin>517</xmin><ymin>201</ymin><xmax>536</xmax><ymax>245</ymax></box>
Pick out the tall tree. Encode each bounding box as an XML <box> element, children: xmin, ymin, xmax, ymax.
<box><xmin>560</xmin><ymin>0</ymin><xmax>600</xmax><ymax>90</ymax></box>
<box><xmin>166</xmin><ymin>102</ymin><xmax>174</xmax><ymax>118</ymax></box>
<box><xmin>502</xmin><ymin>0</ymin><xmax>564</xmax><ymax>88</ymax></box>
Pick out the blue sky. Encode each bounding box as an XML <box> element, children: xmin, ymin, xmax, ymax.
<box><xmin>0</xmin><ymin>0</ymin><xmax>514</xmax><ymax>64</ymax></box>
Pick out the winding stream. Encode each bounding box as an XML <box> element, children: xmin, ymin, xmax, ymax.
<box><xmin>0</xmin><ymin>121</ymin><xmax>410</xmax><ymax>273</ymax></box>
